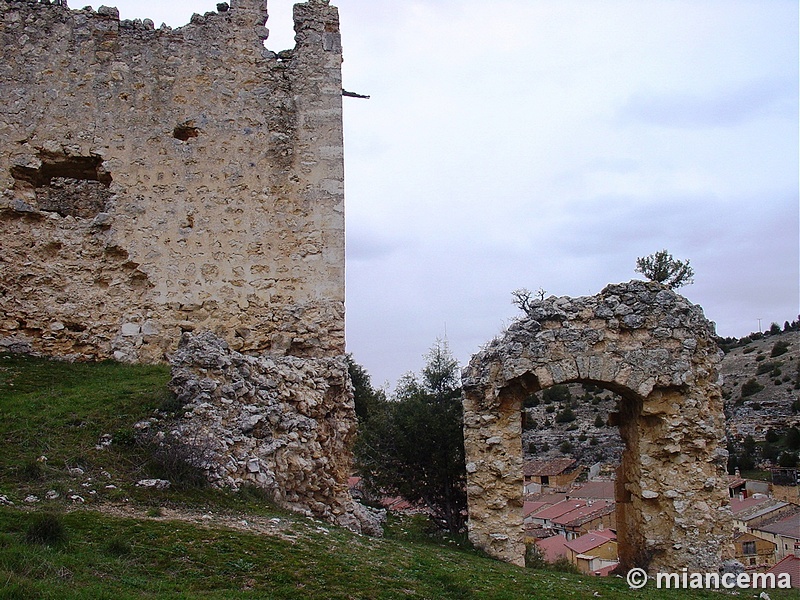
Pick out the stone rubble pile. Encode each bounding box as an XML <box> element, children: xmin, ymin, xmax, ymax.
<box><xmin>139</xmin><ymin>331</ymin><xmax>383</xmax><ymax>536</ymax></box>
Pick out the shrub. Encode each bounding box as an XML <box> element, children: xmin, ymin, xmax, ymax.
<box><xmin>25</xmin><ymin>512</ymin><xmax>66</xmax><ymax>546</ymax></box>
<box><xmin>559</xmin><ymin>441</ymin><xmax>573</xmax><ymax>454</ymax></box>
<box><xmin>741</xmin><ymin>379</ymin><xmax>764</xmax><ymax>397</ymax></box>
<box><xmin>554</xmin><ymin>408</ymin><xmax>576</xmax><ymax>423</ymax></box>
<box><xmin>756</xmin><ymin>361</ymin><xmax>778</xmax><ymax>376</ymax></box>
<box><xmin>551</xmin><ymin>557</ymin><xmax>580</xmax><ymax>574</ymax></box>
<box><xmin>771</xmin><ymin>341</ymin><xmax>790</xmax><ymax>357</ymax></box>
<box><xmin>542</xmin><ymin>385</ymin><xmax>571</xmax><ymax>405</ymax></box>
<box><xmin>144</xmin><ymin>432</ymin><xmax>213</xmax><ymax>489</ymax></box>
<box><xmin>778</xmin><ymin>452</ymin><xmax>798</xmax><ymax>468</ymax></box>
<box><xmin>524</xmin><ymin>395</ymin><xmax>540</xmax><ymax>408</ymax></box>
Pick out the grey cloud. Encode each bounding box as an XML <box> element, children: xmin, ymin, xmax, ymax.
<box><xmin>620</xmin><ymin>78</ymin><xmax>798</xmax><ymax>128</ymax></box>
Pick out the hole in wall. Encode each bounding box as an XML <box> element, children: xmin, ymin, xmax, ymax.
<box><xmin>10</xmin><ymin>152</ymin><xmax>112</xmax><ymax>218</ymax></box>
<box><xmin>173</xmin><ymin>120</ymin><xmax>200</xmax><ymax>141</ymax></box>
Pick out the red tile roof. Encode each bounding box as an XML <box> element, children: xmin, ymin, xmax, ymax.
<box><xmin>564</xmin><ymin>530</ymin><xmax>617</xmax><ymax>555</ymax></box>
<box><xmin>554</xmin><ymin>500</ymin><xmax>615</xmax><ymax>527</ymax></box>
<box><xmin>757</xmin><ymin>511</ymin><xmax>800</xmax><ymax>540</ymax></box>
<box><xmin>729</xmin><ymin>495</ymin><xmax>774</xmax><ymax>515</ymax></box>
<box><xmin>524</xmin><ymin>501</ymin><xmax>548</xmax><ymax>517</ymax></box>
<box><xmin>767</xmin><ymin>554</ymin><xmax>800</xmax><ymax>588</ymax></box>
<box><xmin>727</xmin><ymin>474</ymin><xmax>746</xmax><ymax>489</ymax></box>
<box><xmin>524</xmin><ymin>458</ymin><xmax>577</xmax><ymax>477</ymax></box>
<box><xmin>568</xmin><ymin>481</ymin><xmax>616</xmax><ymax>500</ymax></box>
<box><xmin>535</xmin><ymin>533</ymin><xmax>569</xmax><ymax>563</ymax></box>
<box><xmin>529</xmin><ymin>499</ymin><xmax>587</xmax><ymax>521</ymax></box>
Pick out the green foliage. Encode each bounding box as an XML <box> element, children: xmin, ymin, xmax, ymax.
<box><xmin>523</xmin><ymin>394</ymin><xmax>539</xmax><ymax>408</ymax></box>
<box><xmin>771</xmin><ymin>340</ymin><xmax>790</xmax><ymax>357</ymax></box>
<box><xmin>594</xmin><ymin>414</ymin><xmax>606</xmax><ymax>428</ymax></box>
<box><xmin>355</xmin><ymin>339</ymin><xmax>466</xmax><ymax>532</ymax></box>
<box><xmin>555</xmin><ymin>408</ymin><xmax>576</xmax><ymax>423</ymax></box>
<box><xmin>634</xmin><ymin>249</ymin><xmax>694</xmax><ymax>289</ymax></box>
<box><xmin>740</xmin><ymin>378</ymin><xmax>764</xmax><ymax>397</ymax></box>
<box><xmin>346</xmin><ymin>354</ymin><xmax>385</xmax><ymax>423</ymax></box>
<box><xmin>559</xmin><ymin>440</ymin><xmax>573</xmax><ymax>454</ymax></box>
<box><xmin>542</xmin><ymin>385</ymin><xmax>571</xmax><ymax>405</ymax></box>
<box><xmin>778</xmin><ymin>451</ymin><xmax>798</xmax><ymax>467</ymax></box>
<box><xmin>786</xmin><ymin>427</ymin><xmax>800</xmax><ymax>451</ymax></box>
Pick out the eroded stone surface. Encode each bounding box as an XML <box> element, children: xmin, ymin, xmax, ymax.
<box><xmin>143</xmin><ymin>331</ymin><xmax>383</xmax><ymax>535</ymax></box>
<box><xmin>462</xmin><ymin>280</ymin><xmax>732</xmax><ymax>570</ymax></box>
<box><xmin>0</xmin><ymin>0</ymin><xmax>345</xmax><ymax>362</ymax></box>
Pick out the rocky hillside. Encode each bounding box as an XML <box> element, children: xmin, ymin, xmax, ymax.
<box><xmin>721</xmin><ymin>330</ymin><xmax>800</xmax><ymax>441</ymax></box>
<box><xmin>522</xmin><ymin>328</ymin><xmax>800</xmax><ymax>468</ymax></box>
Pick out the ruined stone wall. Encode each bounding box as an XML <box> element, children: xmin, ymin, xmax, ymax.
<box><xmin>139</xmin><ymin>331</ymin><xmax>382</xmax><ymax>535</ymax></box>
<box><xmin>0</xmin><ymin>0</ymin><xmax>345</xmax><ymax>362</ymax></box>
<box><xmin>462</xmin><ymin>281</ymin><xmax>733</xmax><ymax>570</ymax></box>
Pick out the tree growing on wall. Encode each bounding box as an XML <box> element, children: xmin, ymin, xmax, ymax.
<box><xmin>354</xmin><ymin>339</ymin><xmax>467</xmax><ymax>532</ymax></box>
<box><xmin>635</xmin><ymin>249</ymin><xmax>694</xmax><ymax>289</ymax></box>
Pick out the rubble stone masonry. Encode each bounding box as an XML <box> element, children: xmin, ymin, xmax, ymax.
<box><xmin>462</xmin><ymin>281</ymin><xmax>733</xmax><ymax>571</ymax></box>
<box><xmin>0</xmin><ymin>0</ymin><xmax>346</xmax><ymax>362</ymax></box>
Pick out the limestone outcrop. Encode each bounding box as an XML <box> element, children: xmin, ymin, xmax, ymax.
<box><xmin>137</xmin><ymin>331</ymin><xmax>383</xmax><ymax>535</ymax></box>
<box><xmin>0</xmin><ymin>0</ymin><xmax>345</xmax><ymax>362</ymax></box>
<box><xmin>462</xmin><ymin>280</ymin><xmax>732</xmax><ymax>570</ymax></box>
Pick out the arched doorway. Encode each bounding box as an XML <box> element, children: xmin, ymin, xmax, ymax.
<box><xmin>462</xmin><ymin>281</ymin><xmax>732</xmax><ymax>570</ymax></box>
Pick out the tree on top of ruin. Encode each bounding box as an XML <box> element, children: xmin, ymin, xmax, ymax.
<box><xmin>635</xmin><ymin>249</ymin><xmax>694</xmax><ymax>289</ymax></box>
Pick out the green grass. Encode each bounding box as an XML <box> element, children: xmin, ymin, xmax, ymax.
<box><xmin>0</xmin><ymin>353</ymin><xmax>795</xmax><ymax>599</ymax></box>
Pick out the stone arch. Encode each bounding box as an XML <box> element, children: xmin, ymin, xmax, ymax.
<box><xmin>461</xmin><ymin>281</ymin><xmax>732</xmax><ymax>570</ymax></box>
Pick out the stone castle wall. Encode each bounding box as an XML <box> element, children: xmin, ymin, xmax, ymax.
<box><xmin>0</xmin><ymin>0</ymin><xmax>345</xmax><ymax>362</ymax></box>
<box><xmin>462</xmin><ymin>281</ymin><xmax>733</xmax><ymax>570</ymax></box>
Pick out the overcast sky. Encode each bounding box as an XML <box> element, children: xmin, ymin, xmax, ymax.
<box><xmin>110</xmin><ymin>0</ymin><xmax>799</xmax><ymax>390</ymax></box>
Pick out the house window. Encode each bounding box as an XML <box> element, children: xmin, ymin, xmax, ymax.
<box><xmin>742</xmin><ymin>541</ymin><xmax>756</xmax><ymax>555</ymax></box>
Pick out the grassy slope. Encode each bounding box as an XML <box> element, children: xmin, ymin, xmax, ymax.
<box><xmin>0</xmin><ymin>353</ymin><xmax>794</xmax><ymax>599</ymax></box>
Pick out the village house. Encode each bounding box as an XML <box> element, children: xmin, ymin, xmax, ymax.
<box><xmin>728</xmin><ymin>473</ymin><xmax>747</xmax><ymax>498</ymax></box>
<box><xmin>552</xmin><ymin>500</ymin><xmax>616</xmax><ymax>540</ymax></box>
<box><xmin>564</xmin><ymin>529</ymin><xmax>618</xmax><ymax>575</ymax></box>
<box><xmin>523</xmin><ymin>458</ymin><xmax>582</xmax><ymax>493</ymax></box>
<box><xmin>751</xmin><ymin>511</ymin><xmax>800</xmax><ymax>561</ymax></box>
<box><xmin>526</xmin><ymin>499</ymin><xmax>587</xmax><ymax>531</ymax></box>
<box><xmin>771</xmin><ymin>467</ymin><xmax>800</xmax><ymax>503</ymax></box>
<box><xmin>730</xmin><ymin>495</ymin><xmax>794</xmax><ymax>532</ymax></box>
<box><xmin>732</xmin><ymin>531</ymin><xmax>777</xmax><ymax>568</ymax></box>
